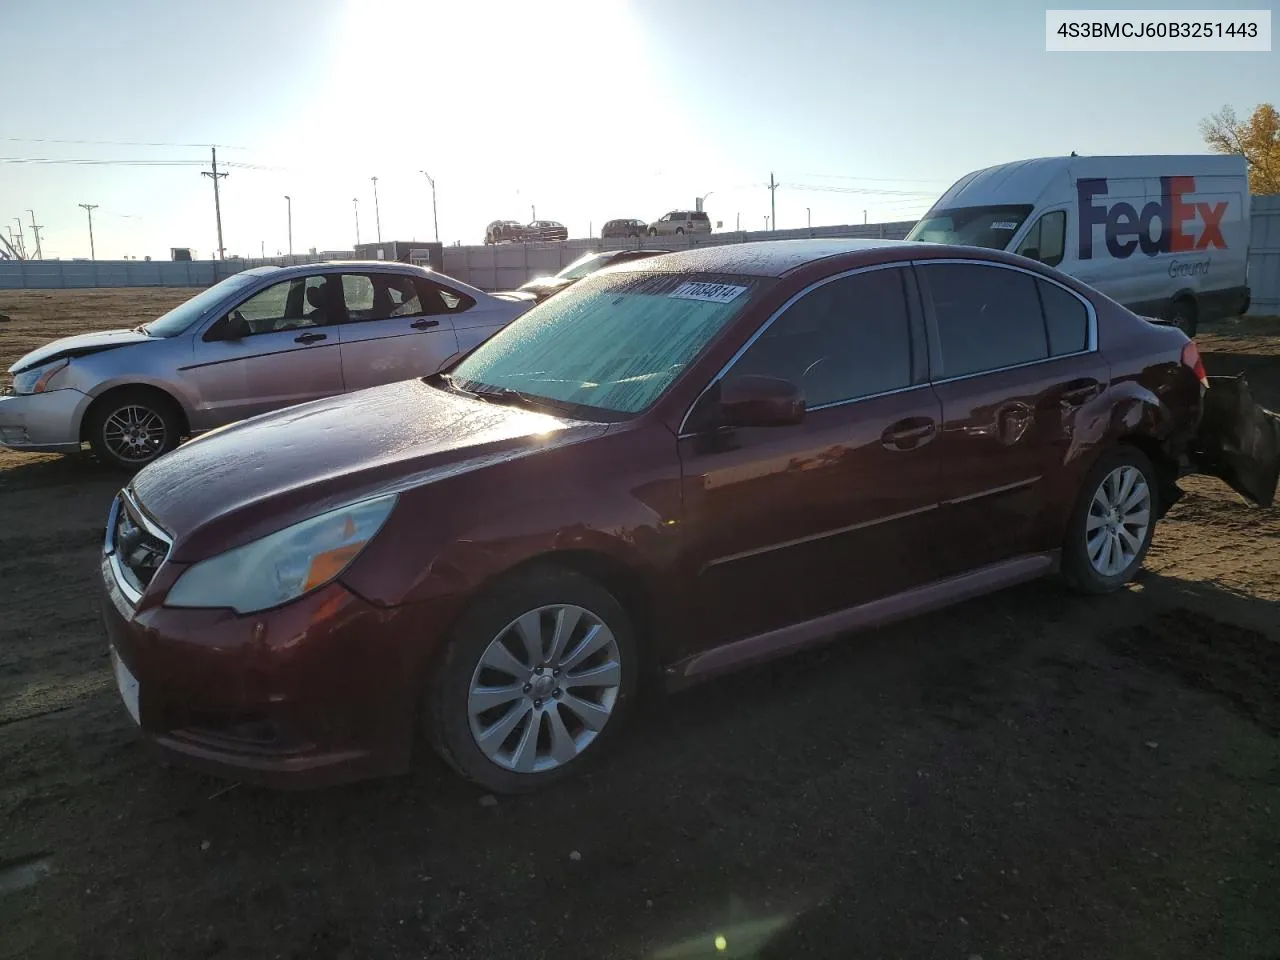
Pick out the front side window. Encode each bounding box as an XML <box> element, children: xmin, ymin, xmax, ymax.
<box><xmin>921</xmin><ymin>263</ymin><xmax>1048</xmax><ymax>378</ymax></box>
<box><xmin>222</xmin><ymin>275</ymin><xmax>332</xmax><ymax>336</ymax></box>
<box><xmin>145</xmin><ymin>271</ymin><xmax>261</xmax><ymax>337</ymax></box>
<box><xmin>906</xmin><ymin>204</ymin><xmax>1034</xmax><ymax>250</ymax></box>
<box><xmin>729</xmin><ymin>268</ymin><xmax>914</xmax><ymax>407</ymax></box>
<box><xmin>1016</xmin><ymin>211</ymin><xmax>1066</xmax><ymax>268</ymax></box>
<box><xmin>450</xmin><ymin>272</ymin><xmax>768</xmax><ymax>416</ymax></box>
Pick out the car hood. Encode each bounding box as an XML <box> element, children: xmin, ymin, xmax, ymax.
<box><xmin>129</xmin><ymin>378</ymin><xmax>608</xmax><ymax>561</ymax></box>
<box><xmin>10</xmin><ymin>328</ymin><xmax>152</xmax><ymax>374</ymax></box>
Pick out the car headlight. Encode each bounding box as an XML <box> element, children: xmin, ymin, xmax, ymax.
<box><xmin>11</xmin><ymin>358</ymin><xmax>70</xmax><ymax>395</ymax></box>
<box><xmin>165</xmin><ymin>494</ymin><xmax>397</xmax><ymax>614</ymax></box>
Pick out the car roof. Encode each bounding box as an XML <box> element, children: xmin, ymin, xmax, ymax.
<box><xmin>607</xmin><ymin>238</ymin><xmax>918</xmax><ymax>278</ymax></box>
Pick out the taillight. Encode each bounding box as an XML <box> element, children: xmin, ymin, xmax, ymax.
<box><xmin>1181</xmin><ymin>340</ymin><xmax>1209</xmax><ymax>389</ymax></box>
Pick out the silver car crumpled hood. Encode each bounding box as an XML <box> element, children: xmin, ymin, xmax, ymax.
<box><xmin>9</xmin><ymin>328</ymin><xmax>153</xmax><ymax>374</ymax></box>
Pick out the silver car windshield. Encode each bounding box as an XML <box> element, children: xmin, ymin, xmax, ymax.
<box><xmin>143</xmin><ymin>272</ymin><xmax>262</xmax><ymax>338</ymax></box>
<box><xmin>450</xmin><ymin>271</ymin><xmax>767</xmax><ymax>417</ymax></box>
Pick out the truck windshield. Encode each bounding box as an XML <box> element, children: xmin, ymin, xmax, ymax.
<box><xmin>906</xmin><ymin>204</ymin><xmax>1034</xmax><ymax>250</ymax></box>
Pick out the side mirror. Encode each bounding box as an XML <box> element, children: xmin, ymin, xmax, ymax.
<box><xmin>720</xmin><ymin>375</ymin><xmax>805</xmax><ymax>428</ymax></box>
<box><xmin>223</xmin><ymin>311</ymin><xmax>250</xmax><ymax>340</ymax></box>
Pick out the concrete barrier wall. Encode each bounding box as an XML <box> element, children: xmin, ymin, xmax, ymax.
<box><xmin>440</xmin><ymin>221</ymin><xmax>919</xmax><ymax>289</ymax></box>
<box><xmin>0</xmin><ymin>253</ymin><xmax>353</xmax><ymax>290</ymax></box>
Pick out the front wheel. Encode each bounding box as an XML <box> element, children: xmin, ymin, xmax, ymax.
<box><xmin>648</xmin><ymin>227</ymin><xmax>658</xmax><ymax>236</ymax></box>
<box><xmin>1168</xmin><ymin>296</ymin><xmax>1198</xmax><ymax>336</ymax></box>
<box><xmin>86</xmin><ymin>388</ymin><xmax>182</xmax><ymax>471</ymax></box>
<box><xmin>1062</xmin><ymin>447</ymin><xmax>1158</xmax><ymax>594</ymax></box>
<box><xmin>428</xmin><ymin>567</ymin><xmax>638</xmax><ymax>793</ymax></box>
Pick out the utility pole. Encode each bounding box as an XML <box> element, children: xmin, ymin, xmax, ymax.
<box><xmin>201</xmin><ymin>147</ymin><xmax>228</xmax><ymax>260</ymax></box>
<box><xmin>284</xmin><ymin>195</ymin><xmax>292</xmax><ymax>256</ymax></box>
<box><xmin>26</xmin><ymin>210</ymin><xmax>43</xmax><ymax>260</ymax></box>
<box><xmin>863</xmin><ymin>210</ymin><xmax>868</xmax><ymax>225</ymax></box>
<box><xmin>353</xmin><ymin>198</ymin><xmax>360</xmax><ymax>246</ymax></box>
<box><xmin>260</xmin><ymin>240</ymin><xmax>265</xmax><ymax>259</ymax></box>
<box><xmin>531</xmin><ymin>204</ymin><xmax>536</xmax><ymax>222</ymax></box>
<box><xmin>370</xmin><ymin>177</ymin><xmax>382</xmax><ymax>243</ymax></box>
<box><xmin>735</xmin><ymin>212</ymin><xmax>740</xmax><ymax>232</ymax></box>
<box><xmin>806</xmin><ymin>207</ymin><xmax>811</xmax><ymax>229</ymax></box>
<box><xmin>768</xmin><ymin>172</ymin><xmax>777</xmax><ymax>232</ymax></box>
<box><xmin>420</xmin><ymin>171</ymin><xmax>439</xmax><ymax>243</ymax></box>
<box><xmin>78</xmin><ymin>203</ymin><xmax>98</xmax><ymax>259</ymax></box>
<box><xmin>764</xmin><ymin>216</ymin><xmax>770</xmax><ymax>230</ymax></box>
<box><xmin>11</xmin><ymin>219</ymin><xmax>27</xmax><ymax>258</ymax></box>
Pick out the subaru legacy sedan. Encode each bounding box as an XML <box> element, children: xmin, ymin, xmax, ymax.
<box><xmin>100</xmin><ymin>239</ymin><xmax>1278</xmax><ymax>793</ymax></box>
<box><xmin>1</xmin><ymin>262</ymin><xmax>535</xmax><ymax>468</ymax></box>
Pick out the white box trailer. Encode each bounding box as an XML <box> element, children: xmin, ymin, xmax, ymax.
<box><xmin>907</xmin><ymin>155</ymin><xmax>1251</xmax><ymax>334</ymax></box>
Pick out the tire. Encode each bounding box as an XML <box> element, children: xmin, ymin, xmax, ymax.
<box><xmin>85</xmin><ymin>388</ymin><xmax>182</xmax><ymax>471</ymax></box>
<box><xmin>1168</xmin><ymin>296</ymin><xmax>1198</xmax><ymax>337</ymax></box>
<box><xmin>648</xmin><ymin>228</ymin><xmax>658</xmax><ymax>237</ymax></box>
<box><xmin>676</xmin><ymin>227</ymin><xmax>685</xmax><ymax>235</ymax></box>
<box><xmin>428</xmin><ymin>566</ymin><xmax>639</xmax><ymax>793</ymax></box>
<box><xmin>1061</xmin><ymin>446</ymin><xmax>1159</xmax><ymax>594</ymax></box>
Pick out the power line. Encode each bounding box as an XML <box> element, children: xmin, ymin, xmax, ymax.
<box><xmin>785</xmin><ymin>171</ymin><xmax>952</xmax><ymax>183</ymax></box>
<box><xmin>3</xmin><ymin>137</ymin><xmax>245</xmax><ymax>149</ymax></box>
<box><xmin>0</xmin><ymin>157</ymin><xmax>282</xmax><ymax>170</ymax></box>
<box><xmin>780</xmin><ymin>182</ymin><xmax>938</xmax><ymax>197</ymax></box>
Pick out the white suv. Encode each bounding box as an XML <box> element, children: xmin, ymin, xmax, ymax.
<box><xmin>647</xmin><ymin>210</ymin><xmax>712</xmax><ymax>237</ymax></box>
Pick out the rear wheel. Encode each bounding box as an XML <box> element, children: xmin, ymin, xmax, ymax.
<box><xmin>1062</xmin><ymin>447</ymin><xmax>1158</xmax><ymax>594</ymax></box>
<box><xmin>648</xmin><ymin>227</ymin><xmax>658</xmax><ymax>237</ymax></box>
<box><xmin>428</xmin><ymin>567</ymin><xmax>638</xmax><ymax>793</ymax></box>
<box><xmin>1168</xmin><ymin>296</ymin><xmax>1198</xmax><ymax>336</ymax></box>
<box><xmin>85</xmin><ymin>388</ymin><xmax>182</xmax><ymax>471</ymax></box>
<box><xmin>676</xmin><ymin>227</ymin><xmax>685</xmax><ymax>235</ymax></box>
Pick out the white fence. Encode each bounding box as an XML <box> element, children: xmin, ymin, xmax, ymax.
<box><xmin>440</xmin><ymin>222</ymin><xmax>919</xmax><ymax>290</ymax></box>
<box><xmin>1247</xmin><ymin>195</ymin><xmax>1280</xmax><ymax>316</ymax></box>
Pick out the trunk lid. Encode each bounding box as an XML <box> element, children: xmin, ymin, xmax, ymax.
<box><xmin>1188</xmin><ymin>374</ymin><xmax>1280</xmax><ymax>507</ymax></box>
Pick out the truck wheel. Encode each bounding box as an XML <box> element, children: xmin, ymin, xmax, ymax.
<box><xmin>1168</xmin><ymin>297</ymin><xmax>1198</xmax><ymax>337</ymax></box>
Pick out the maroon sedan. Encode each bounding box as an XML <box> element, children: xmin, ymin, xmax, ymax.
<box><xmin>100</xmin><ymin>239</ymin><xmax>1279</xmax><ymax>793</ymax></box>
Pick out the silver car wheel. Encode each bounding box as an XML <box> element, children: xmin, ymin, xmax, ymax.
<box><xmin>467</xmin><ymin>604</ymin><xmax>622</xmax><ymax>774</ymax></box>
<box><xmin>102</xmin><ymin>405</ymin><xmax>167</xmax><ymax>463</ymax></box>
<box><xmin>1086</xmin><ymin>465</ymin><xmax>1151</xmax><ymax>577</ymax></box>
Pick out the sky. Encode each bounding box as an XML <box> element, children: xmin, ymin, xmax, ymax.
<box><xmin>0</xmin><ymin>0</ymin><xmax>1274</xmax><ymax>261</ymax></box>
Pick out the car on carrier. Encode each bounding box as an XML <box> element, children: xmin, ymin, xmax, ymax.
<box><xmin>97</xmin><ymin>238</ymin><xmax>1278</xmax><ymax>793</ymax></box>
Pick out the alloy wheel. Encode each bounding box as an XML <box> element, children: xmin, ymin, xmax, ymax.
<box><xmin>467</xmin><ymin>604</ymin><xmax>622</xmax><ymax>774</ymax></box>
<box><xmin>102</xmin><ymin>405</ymin><xmax>167</xmax><ymax>463</ymax></box>
<box><xmin>1086</xmin><ymin>465</ymin><xmax>1151</xmax><ymax>577</ymax></box>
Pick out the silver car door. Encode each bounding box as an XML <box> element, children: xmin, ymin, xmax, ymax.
<box><xmin>335</xmin><ymin>273</ymin><xmax>461</xmax><ymax>390</ymax></box>
<box><xmin>180</xmin><ymin>274</ymin><xmax>345</xmax><ymax>428</ymax></box>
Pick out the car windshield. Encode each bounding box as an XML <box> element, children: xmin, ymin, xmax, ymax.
<box><xmin>905</xmin><ymin>204</ymin><xmax>1034</xmax><ymax>250</ymax></box>
<box><xmin>556</xmin><ymin>253</ymin><xmax>612</xmax><ymax>281</ymax></box>
<box><xmin>142</xmin><ymin>271</ymin><xmax>262</xmax><ymax>337</ymax></box>
<box><xmin>449</xmin><ymin>271</ymin><xmax>766</xmax><ymax>417</ymax></box>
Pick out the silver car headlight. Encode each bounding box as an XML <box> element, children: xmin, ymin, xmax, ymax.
<box><xmin>165</xmin><ymin>494</ymin><xmax>397</xmax><ymax>614</ymax></box>
<box><xmin>11</xmin><ymin>358</ymin><xmax>70</xmax><ymax>395</ymax></box>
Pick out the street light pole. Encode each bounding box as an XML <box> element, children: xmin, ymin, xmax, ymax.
<box><xmin>284</xmin><ymin>195</ymin><xmax>292</xmax><ymax>256</ymax></box>
<box><xmin>696</xmin><ymin>191</ymin><xmax>714</xmax><ymax>213</ymax></box>
<box><xmin>806</xmin><ymin>207</ymin><xmax>811</xmax><ymax>228</ymax></box>
<box><xmin>370</xmin><ymin>177</ymin><xmax>382</xmax><ymax>243</ymax></box>
<box><xmin>78</xmin><ymin>203</ymin><xmax>98</xmax><ymax>259</ymax></box>
<box><xmin>420</xmin><ymin>171</ymin><xmax>439</xmax><ymax>243</ymax></box>
<box><xmin>353</xmin><ymin>198</ymin><xmax>360</xmax><ymax>247</ymax></box>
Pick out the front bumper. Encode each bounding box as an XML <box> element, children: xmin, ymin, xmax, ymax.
<box><xmin>0</xmin><ymin>388</ymin><xmax>91</xmax><ymax>453</ymax></box>
<box><xmin>100</xmin><ymin>551</ymin><xmax>440</xmax><ymax>789</ymax></box>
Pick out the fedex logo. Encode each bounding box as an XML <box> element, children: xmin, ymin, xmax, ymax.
<box><xmin>1077</xmin><ymin>176</ymin><xmax>1228</xmax><ymax>260</ymax></box>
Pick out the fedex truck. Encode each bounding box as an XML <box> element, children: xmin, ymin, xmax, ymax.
<box><xmin>906</xmin><ymin>155</ymin><xmax>1251</xmax><ymax>335</ymax></box>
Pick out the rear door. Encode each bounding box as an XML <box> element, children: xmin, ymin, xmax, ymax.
<box><xmin>679</xmin><ymin>265</ymin><xmax>943</xmax><ymax>646</ymax></box>
<box><xmin>917</xmin><ymin>260</ymin><xmax>1109</xmax><ymax>575</ymax></box>
<box><xmin>335</xmin><ymin>272</ymin><xmax>461</xmax><ymax>390</ymax></box>
<box><xmin>183</xmin><ymin>273</ymin><xmax>345</xmax><ymax>427</ymax></box>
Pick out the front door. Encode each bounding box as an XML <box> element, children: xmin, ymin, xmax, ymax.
<box><xmin>335</xmin><ymin>273</ymin><xmax>461</xmax><ymax>390</ymax></box>
<box><xmin>679</xmin><ymin>265</ymin><xmax>943</xmax><ymax>647</ymax></box>
<box><xmin>182</xmin><ymin>273</ymin><xmax>345</xmax><ymax>428</ymax></box>
<box><xmin>916</xmin><ymin>261</ymin><xmax>1110</xmax><ymax>576</ymax></box>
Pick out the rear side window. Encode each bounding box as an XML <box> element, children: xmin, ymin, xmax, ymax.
<box><xmin>731</xmin><ymin>268</ymin><xmax>914</xmax><ymax>407</ymax></box>
<box><xmin>1037</xmin><ymin>279</ymin><xmax>1089</xmax><ymax>355</ymax></box>
<box><xmin>693</xmin><ymin>212</ymin><xmax>710</xmax><ymax>222</ymax></box>
<box><xmin>921</xmin><ymin>263</ymin><xmax>1048</xmax><ymax>378</ymax></box>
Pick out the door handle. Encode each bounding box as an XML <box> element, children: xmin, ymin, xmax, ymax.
<box><xmin>294</xmin><ymin>332</ymin><xmax>327</xmax><ymax>344</ymax></box>
<box><xmin>881</xmin><ymin>417</ymin><xmax>936</xmax><ymax>451</ymax></box>
<box><xmin>1060</xmin><ymin>378</ymin><xmax>1102</xmax><ymax>406</ymax></box>
<box><xmin>410</xmin><ymin>318</ymin><xmax>440</xmax><ymax>330</ymax></box>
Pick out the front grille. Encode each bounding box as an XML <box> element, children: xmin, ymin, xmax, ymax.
<box><xmin>109</xmin><ymin>495</ymin><xmax>170</xmax><ymax>597</ymax></box>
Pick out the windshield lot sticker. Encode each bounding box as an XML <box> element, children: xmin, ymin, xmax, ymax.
<box><xmin>991</xmin><ymin>221</ymin><xmax>1020</xmax><ymax>230</ymax></box>
<box><xmin>669</xmin><ymin>282</ymin><xmax>747</xmax><ymax>304</ymax></box>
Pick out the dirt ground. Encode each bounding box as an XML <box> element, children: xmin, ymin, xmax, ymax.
<box><xmin>1</xmin><ymin>291</ymin><xmax>1278</xmax><ymax>960</ymax></box>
